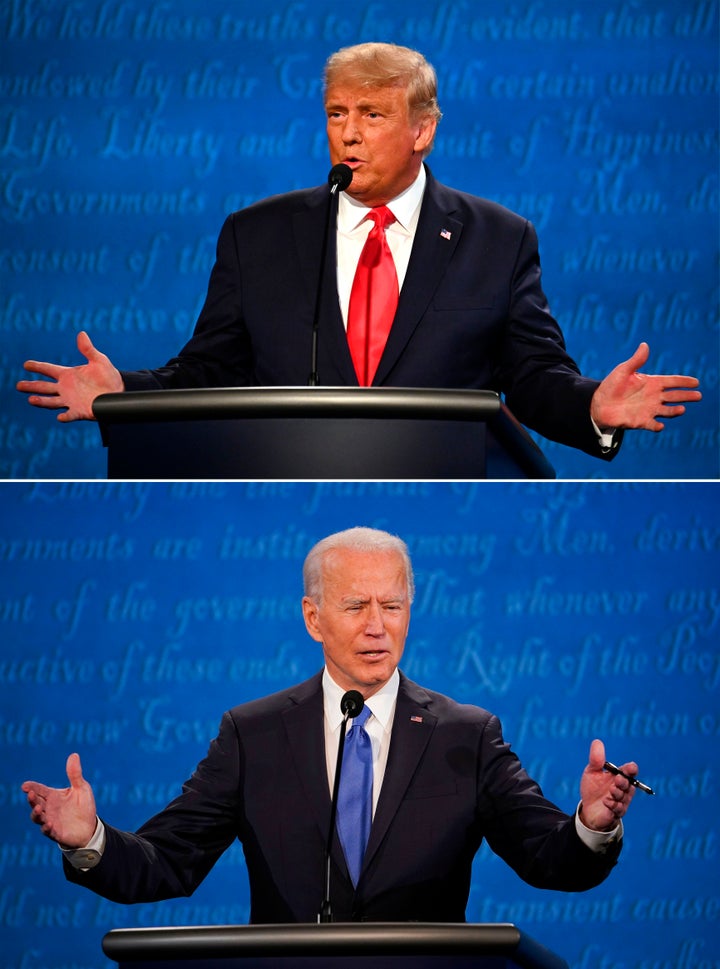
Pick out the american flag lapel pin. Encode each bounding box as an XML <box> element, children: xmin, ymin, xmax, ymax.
<box><xmin>410</xmin><ymin>715</ymin><xmax>423</xmax><ymax>723</ymax></box>
<box><xmin>440</xmin><ymin>228</ymin><xmax>452</xmax><ymax>241</ymax></box>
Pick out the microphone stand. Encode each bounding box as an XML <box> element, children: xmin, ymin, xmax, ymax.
<box><xmin>318</xmin><ymin>688</ymin><xmax>364</xmax><ymax>923</ymax></box>
<box><xmin>308</xmin><ymin>165</ymin><xmax>353</xmax><ymax>387</ymax></box>
<box><xmin>318</xmin><ymin>713</ymin><xmax>349</xmax><ymax>923</ymax></box>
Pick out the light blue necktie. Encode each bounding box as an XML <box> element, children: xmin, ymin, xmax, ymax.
<box><xmin>336</xmin><ymin>704</ymin><xmax>373</xmax><ymax>886</ymax></box>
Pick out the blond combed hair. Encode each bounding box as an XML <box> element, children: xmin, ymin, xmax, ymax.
<box><xmin>323</xmin><ymin>42</ymin><xmax>442</xmax><ymax>154</ymax></box>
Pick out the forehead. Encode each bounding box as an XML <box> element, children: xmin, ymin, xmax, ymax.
<box><xmin>321</xmin><ymin>548</ymin><xmax>408</xmax><ymax>595</ymax></box>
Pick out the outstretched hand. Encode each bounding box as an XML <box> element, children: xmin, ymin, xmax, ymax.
<box><xmin>591</xmin><ymin>342</ymin><xmax>701</xmax><ymax>432</ymax></box>
<box><xmin>22</xmin><ymin>753</ymin><xmax>97</xmax><ymax>847</ymax></box>
<box><xmin>579</xmin><ymin>739</ymin><xmax>636</xmax><ymax>831</ymax></box>
<box><xmin>16</xmin><ymin>331</ymin><xmax>124</xmax><ymax>422</ymax></box>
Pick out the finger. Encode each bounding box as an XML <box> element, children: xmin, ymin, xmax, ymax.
<box><xmin>589</xmin><ymin>738</ymin><xmax>606</xmax><ymax>769</ymax></box>
<box><xmin>657</xmin><ymin>405</ymin><xmax>686</xmax><ymax>419</ymax></box>
<box><xmin>66</xmin><ymin>752</ymin><xmax>85</xmax><ymax>789</ymax></box>
<box><xmin>659</xmin><ymin>378</ymin><xmax>701</xmax><ymax>390</ymax></box>
<box><xmin>620</xmin><ymin>760</ymin><xmax>639</xmax><ymax>778</ymax></box>
<box><xmin>26</xmin><ymin>395</ymin><xmax>68</xmax><ymax>411</ymax></box>
<box><xmin>16</xmin><ymin>379</ymin><xmax>60</xmax><ymax>395</ymax></box>
<box><xmin>639</xmin><ymin>417</ymin><xmax>665</xmax><ymax>432</ymax></box>
<box><xmin>21</xmin><ymin>360</ymin><xmax>65</xmax><ymax>379</ymax></box>
<box><xmin>22</xmin><ymin>780</ymin><xmax>51</xmax><ymax>798</ymax></box>
<box><xmin>29</xmin><ymin>797</ymin><xmax>48</xmax><ymax>825</ymax></box>
<box><xmin>642</xmin><ymin>383</ymin><xmax>701</xmax><ymax>399</ymax></box>
<box><xmin>660</xmin><ymin>389</ymin><xmax>702</xmax><ymax>402</ymax></box>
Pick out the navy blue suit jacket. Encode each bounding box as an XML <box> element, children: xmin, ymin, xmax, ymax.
<box><xmin>65</xmin><ymin>672</ymin><xmax>620</xmax><ymax>922</ymax></box>
<box><xmin>122</xmin><ymin>168</ymin><xmax>619</xmax><ymax>459</ymax></box>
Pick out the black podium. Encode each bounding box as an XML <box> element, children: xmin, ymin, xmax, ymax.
<box><xmin>93</xmin><ymin>387</ymin><xmax>555</xmax><ymax>479</ymax></box>
<box><xmin>102</xmin><ymin>922</ymin><xmax>569</xmax><ymax>969</ymax></box>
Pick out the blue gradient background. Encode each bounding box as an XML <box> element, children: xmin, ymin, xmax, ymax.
<box><xmin>1</xmin><ymin>0</ymin><xmax>717</xmax><ymax>478</ymax></box>
<box><xmin>1</xmin><ymin>481</ymin><xmax>718</xmax><ymax>968</ymax></box>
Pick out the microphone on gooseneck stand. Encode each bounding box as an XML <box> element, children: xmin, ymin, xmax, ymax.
<box><xmin>308</xmin><ymin>164</ymin><xmax>353</xmax><ymax>386</ymax></box>
<box><xmin>318</xmin><ymin>688</ymin><xmax>364</xmax><ymax>923</ymax></box>
<box><xmin>329</xmin><ymin>163</ymin><xmax>353</xmax><ymax>196</ymax></box>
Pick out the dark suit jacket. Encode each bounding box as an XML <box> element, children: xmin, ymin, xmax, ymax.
<box><xmin>65</xmin><ymin>672</ymin><xmax>620</xmax><ymax>922</ymax></box>
<box><xmin>122</xmin><ymin>168</ymin><xmax>619</xmax><ymax>459</ymax></box>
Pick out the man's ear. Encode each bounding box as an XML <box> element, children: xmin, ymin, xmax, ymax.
<box><xmin>302</xmin><ymin>596</ymin><xmax>323</xmax><ymax>643</ymax></box>
<box><xmin>414</xmin><ymin>116</ymin><xmax>437</xmax><ymax>155</ymax></box>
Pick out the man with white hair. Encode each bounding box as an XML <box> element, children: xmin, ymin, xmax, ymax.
<box><xmin>23</xmin><ymin>526</ymin><xmax>637</xmax><ymax>922</ymax></box>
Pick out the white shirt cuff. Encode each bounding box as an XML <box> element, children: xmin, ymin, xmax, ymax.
<box><xmin>575</xmin><ymin>803</ymin><xmax>622</xmax><ymax>852</ymax></box>
<box><xmin>591</xmin><ymin>416</ymin><xmax>619</xmax><ymax>452</ymax></box>
<box><xmin>60</xmin><ymin>818</ymin><xmax>106</xmax><ymax>869</ymax></box>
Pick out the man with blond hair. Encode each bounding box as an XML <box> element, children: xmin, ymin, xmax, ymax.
<box><xmin>18</xmin><ymin>44</ymin><xmax>700</xmax><ymax>458</ymax></box>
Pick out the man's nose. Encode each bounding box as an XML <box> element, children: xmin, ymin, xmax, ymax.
<box><xmin>365</xmin><ymin>602</ymin><xmax>385</xmax><ymax>635</ymax></box>
<box><xmin>341</xmin><ymin>118</ymin><xmax>361</xmax><ymax>143</ymax></box>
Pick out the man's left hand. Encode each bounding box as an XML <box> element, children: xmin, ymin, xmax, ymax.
<box><xmin>579</xmin><ymin>739</ymin><xmax>636</xmax><ymax>831</ymax></box>
<box><xmin>591</xmin><ymin>342</ymin><xmax>701</xmax><ymax>432</ymax></box>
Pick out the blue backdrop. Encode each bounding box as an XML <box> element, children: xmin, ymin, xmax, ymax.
<box><xmin>1</xmin><ymin>0</ymin><xmax>718</xmax><ymax>478</ymax></box>
<box><xmin>1</xmin><ymin>481</ymin><xmax>718</xmax><ymax>968</ymax></box>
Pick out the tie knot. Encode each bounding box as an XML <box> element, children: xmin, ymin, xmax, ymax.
<box><xmin>351</xmin><ymin>705</ymin><xmax>372</xmax><ymax>729</ymax></box>
<box><xmin>368</xmin><ymin>206</ymin><xmax>395</xmax><ymax>231</ymax></box>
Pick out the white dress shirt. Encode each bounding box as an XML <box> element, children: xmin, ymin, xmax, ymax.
<box><xmin>334</xmin><ymin>165</ymin><xmax>616</xmax><ymax>447</ymax></box>
<box><xmin>63</xmin><ymin>668</ymin><xmax>619</xmax><ymax>870</ymax></box>
<box><xmin>335</xmin><ymin>166</ymin><xmax>426</xmax><ymax>329</ymax></box>
<box><xmin>322</xmin><ymin>667</ymin><xmax>398</xmax><ymax>817</ymax></box>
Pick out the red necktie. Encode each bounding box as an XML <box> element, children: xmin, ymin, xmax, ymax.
<box><xmin>347</xmin><ymin>206</ymin><xmax>399</xmax><ymax>386</ymax></box>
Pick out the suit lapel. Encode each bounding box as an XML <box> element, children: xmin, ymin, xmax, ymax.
<box><xmin>363</xmin><ymin>675</ymin><xmax>437</xmax><ymax>872</ymax></box>
<box><xmin>374</xmin><ymin>173</ymin><xmax>463</xmax><ymax>385</ymax></box>
<box><xmin>282</xmin><ymin>673</ymin><xmax>334</xmax><ymax>851</ymax></box>
<box><xmin>292</xmin><ymin>189</ymin><xmax>357</xmax><ymax>386</ymax></box>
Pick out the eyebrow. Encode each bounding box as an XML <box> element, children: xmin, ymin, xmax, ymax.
<box><xmin>325</xmin><ymin>98</ymin><xmax>391</xmax><ymax>113</ymax></box>
<box><xmin>341</xmin><ymin>594</ymin><xmax>407</xmax><ymax>606</ymax></box>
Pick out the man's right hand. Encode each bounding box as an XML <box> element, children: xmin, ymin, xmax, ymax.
<box><xmin>22</xmin><ymin>752</ymin><xmax>98</xmax><ymax>847</ymax></box>
<box><xmin>16</xmin><ymin>331</ymin><xmax>124</xmax><ymax>422</ymax></box>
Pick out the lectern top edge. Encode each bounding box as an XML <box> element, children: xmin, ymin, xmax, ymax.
<box><xmin>93</xmin><ymin>386</ymin><xmax>503</xmax><ymax>424</ymax></box>
<box><xmin>101</xmin><ymin>921</ymin><xmax>569</xmax><ymax>968</ymax></box>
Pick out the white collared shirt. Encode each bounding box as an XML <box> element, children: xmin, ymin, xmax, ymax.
<box><xmin>322</xmin><ymin>667</ymin><xmax>399</xmax><ymax>817</ymax></box>
<box><xmin>63</xmin><ymin>667</ymin><xmax>618</xmax><ymax>870</ymax></box>
<box><xmin>335</xmin><ymin>166</ymin><xmax>426</xmax><ymax>328</ymax></box>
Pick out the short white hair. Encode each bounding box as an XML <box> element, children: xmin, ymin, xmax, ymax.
<box><xmin>303</xmin><ymin>527</ymin><xmax>415</xmax><ymax>604</ymax></box>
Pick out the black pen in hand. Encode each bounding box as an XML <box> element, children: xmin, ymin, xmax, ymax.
<box><xmin>603</xmin><ymin>761</ymin><xmax>655</xmax><ymax>796</ymax></box>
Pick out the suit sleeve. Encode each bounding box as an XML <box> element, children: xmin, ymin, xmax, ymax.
<box><xmin>63</xmin><ymin>712</ymin><xmax>243</xmax><ymax>903</ymax></box>
<box><xmin>477</xmin><ymin>715</ymin><xmax>621</xmax><ymax>891</ymax></box>
<box><xmin>121</xmin><ymin>215</ymin><xmax>254</xmax><ymax>391</ymax></box>
<box><xmin>494</xmin><ymin>220</ymin><xmax>622</xmax><ymax>460</ymax></box>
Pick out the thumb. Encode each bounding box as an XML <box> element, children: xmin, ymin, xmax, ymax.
<box><xmin>623</xmin><ymin>341</ymin><xmax>650</xmax><ymax>374</ymax></box>
<box><xmin>66</xmin><ymin>752</ymin><xmax>85</xmax><ymax>789</ymax></box>
<box><xmin>76</xmin><ymin>330</ymin><xmax>99</xmax><ymax>362</ymax></box>
<box><xmin>588</xmin><ymin>738</ymin><xmax>606</xmax><ymax>770</ymax></box>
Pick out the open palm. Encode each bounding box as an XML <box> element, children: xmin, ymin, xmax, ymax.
<box><xmin>22</xmin><ymin>753</ymin><xmax>97</xmax><ymax>846</ymax></box>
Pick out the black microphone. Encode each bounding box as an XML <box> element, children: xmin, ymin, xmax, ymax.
<box><xmin>308</xmin><ymin>165</ymin><xmax>353</xmax><ymax>386</ymax></box>
<box><xmin>318</xmin><ymin>689</ymin><xmax>364</xmax><ymax>922</ymax></box>
<box><xmin>328</xmin><ymin>162</ymin><xmax>353</xmax><ymax>195</ymax></box>
<box><xmin>340</xmin><ymin>689</ymin><xmax>364</xmax><ymax>718</ymax></box>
